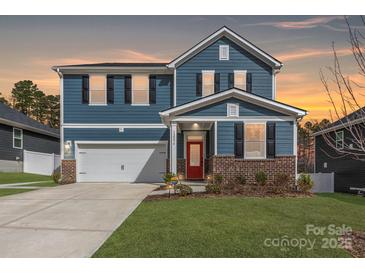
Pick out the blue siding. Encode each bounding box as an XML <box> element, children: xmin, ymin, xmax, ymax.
<box><xmin>217</xmin><ymin>122</ymin><xmax>235</xmax><ymax>155</ymax></box>
<box><xmin>276</xmin><ymin>121</ymin><xmax>294</xmax><ymax>155</ymax></box>
<box><xmin>63</xmin><ymin>127</ymin><xmax>169</xmax><ymax>159</ymax></box>
<box><xmin>215</xmin><ymin>121</ymin><xmax>294</xmax><ymax>156</ymax></box>
<box><xmin>63</xmin><ymin>75</ymin><xmax>172</xmax><ymax>123</ymax></box>
<box><xmin>176</xmin><ymin>37</ymin><xmax>273</xmax><ymax>105</ymax></box>
<box><xmin>180</xmin><ymin>98</ymin><xmax>286</xmax><ymax>117</ymax></box>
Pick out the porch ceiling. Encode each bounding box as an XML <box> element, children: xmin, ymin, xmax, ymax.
<box><xmin>177</xmin><ymin>122</ymin><xmax>213</xmax><ymax>131</ymax></box>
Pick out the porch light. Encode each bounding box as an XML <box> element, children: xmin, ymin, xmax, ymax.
<box><xmin>178</xmin><ymin>174</ymin><xmax>184</xmax><ymax>180</ymax></box>
<box><xmin>192</xmin><ymin>123</ymin><xmax>199</xmax><ymax>129</ymax></box>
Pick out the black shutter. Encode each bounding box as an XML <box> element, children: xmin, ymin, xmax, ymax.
<box><xmin>124</xmin><ymin>75</ymin><xmax>132</xmax><ymax>104</ymax></box>
<box><xmin>82</xmin><ymin>76</ymin><xmax>89</xmax><ymax>104</ymax></box>
<box><xmin>196</xmin><ymin>73</ymin><xmax>202</xmax><ymax>96</ymax></box>
<box><xmin>149</xmin><ymin>75</ymin><xmax>156</xmax><ymax>104</ymax></box>
<box><xmin>234</xmin><ymin>122</ymin><xmax>244</xmax><ymax>158</ymax></box>
<box><xmin>266</xmin><ymin>122</ymin><xmax>276</xmax><ymax>158</ymax></box>
<box><xmin>107</xmin><ymin>75</ymin><xmax>114</xmax><ymax>104</ymax></box>
<box><xmin>214</xmin><ymin>73</ymin><xmax>220</xmax><ymax>93</ymax></box>
<box><xmin>246</xmin><ymin>73</ymin><xmax>252</xmax><ymax>92</ymax></box>
<box><xmin>228</xmin><ymin>73</ymin><xmax>234</xmax><ymax>89</ymax></box>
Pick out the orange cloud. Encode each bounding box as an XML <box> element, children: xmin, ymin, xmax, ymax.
<box><xmin>277</xmin><ymin>48</ymin><xmax>352</xmax><ymax>62</ymax></box>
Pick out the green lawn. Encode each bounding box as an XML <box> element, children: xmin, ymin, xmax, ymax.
<box><xmin>93</xmin><ymin>193</ymin><xmax>365</xmax><ymax>258</ymax></box>
<box><xmin>26</xmin><ymin>181</ymin><xmax>57</xmax><ymax>187</ymax></box>
<box><xmin>0</xmin><ymin>188</ymin><xmax>33</xmax><ymax>197</ymax></box>
<box><xmin>0</xmin><ymin>172</ymin><xmax>51</xmax><ymax>184</ymax></box>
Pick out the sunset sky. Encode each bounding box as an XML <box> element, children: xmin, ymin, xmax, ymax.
<box><xmin>0</xmin><ymin>15</ymin><xmax>364</xmax><ymax>121</ymax></box>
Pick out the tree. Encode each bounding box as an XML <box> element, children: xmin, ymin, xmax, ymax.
<box><xmin>11</xmin><ymin>80</ymin><xmax>38</xmax><ymax>115</ymax></box>
<box><xmin>319</xmin><ymin>16</ymin><xmax>365</xmax><ymax>161</ymax></box>
<box><xmin>0</xmin><ymin>92</ymin><xmax>9</xmax><ymax>105</ymax></box>
<box><xmin>46</xmin><ymin>94</ymin><xmax>60</xmax><ymax>128</ymax></box>
<box><xmin>31</xmin><ymin>89</ymin><xmax>48</xmax><ymax>123</ymax></box>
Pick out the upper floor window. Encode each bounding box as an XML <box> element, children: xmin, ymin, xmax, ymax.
<box><xmin>202</xmin><ymin>70</ymin><xmax>215</xmax><ymax>96</ymax></box>
<box><xmin>89</xmin><ymin>74</ymin><xmax>106</xmax><ymax>105</ymax></box>
<box><xmin>245</xmin><ymin>123</ymin><xmax>266</xmax><ymax>159</ymax></box>
<box><xmin>219</xmin><ymin>45</ymin><xmax>229</xmax><ymax>60</ymax></box>
<box><xmin>234</xmin><ymin>70</ymin><xmax>247</xmax><ymax>90</ymax></box>
<box><xmin>13</xmin><ymin>128</ymin><xmax>23</xmax><ymax>149</ymax></box>
<box><xmin>132</xmin><ymin>74</ymin><xmax>149</xmax><ymax>105</ymax></box>
<box><xmin>227</xmin><ymin>103</ymin><xmax>239</xmax><ymax>117</ymax></box>
<box><xmin>335</xmin><ymin>131</ymin><xmax>344</xmax><ymax>149</ymax></box>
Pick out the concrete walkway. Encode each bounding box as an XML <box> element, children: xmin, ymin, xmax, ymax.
<box><xmin>0</xmin><ymin>183</ymin><xmax>155</xmax><ymax>258</ymax></box>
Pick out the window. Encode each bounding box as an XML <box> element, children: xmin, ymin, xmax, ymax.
<box><xmin>245</xmin><ymin>123</ymin><xmax>266</xmax><ymax>159</ymax></box>
<box><xmin>202</xmin><ymin>70</ymin><xmax>215</xmax><ymax>96</ymax></box>
<box><xmin>13</xmin><ymin>128</ymin><xmax>23</xmax><ymax>149</ymax></box>
<box><xmin>234</xmin><ymin>70</ymin><xmax>247</xmax><ymax>90</ymax></box>
<box><xmin>335</xmin><ymin>131</ymin><xmax>344</xmax><ymax>149</ymax></box>
<box><xmin>219</xmin><ymin>45</ymin><xmax>229</xmax><ymax>60</ymax></box>
<box><xmin>132</xmin><ymin>74</ymin><xmax>149</xmax><ymax>105</ymax></box>
<box><xmin>89</xmin><ymin>74</ymin><xmax>106</xmax><ymax>105</ymax></box>
<box><xmin>227</xmin><ymin>103</ymin><xmax>239</xmax><ymax>117</ymax></box>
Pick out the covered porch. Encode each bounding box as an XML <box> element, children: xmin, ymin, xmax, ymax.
<box><xmin>169</xmin><ymin>121</ymin><xmax>215</xmax><ymax>181</ymax></box>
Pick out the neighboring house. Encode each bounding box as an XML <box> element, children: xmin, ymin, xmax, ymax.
<box><xmin>0</xmin><ymin>102</ymin><xmax>60</xmax><ymax>172</ymax></box>
<box><xmin>313</xmin><ymin>108</ymin><xmax>365</xmax><ymax>193</ymax></box>
<box><xmin>53</xmin><ymin>26</ymin><xmax>306</xmax><ymax>184</ymax></box>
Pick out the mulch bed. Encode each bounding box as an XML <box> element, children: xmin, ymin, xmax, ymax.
<box><xmin>341</xmin><ymin>231</ymin><xmax>365</xmax><ymax>258</ymax></box>
<box><xmin>145</xmin><ymin>191</ymin><xmax>312</xmax><ymax>201</ymax></box>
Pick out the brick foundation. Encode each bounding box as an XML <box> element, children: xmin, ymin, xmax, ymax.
<box><xmin>209</xmin><ymin>155</ymin><xmax>296</xmax><ymax>185</ymax></box>
<box><xmin>177</xmin><ymin>159</ymin><xmax>186</xmax><ymax>177</ymax></box>
<box><xmin>61</xmin><ymin>160</ymin><xmax>76</xmax><ymax>184</ymax></box>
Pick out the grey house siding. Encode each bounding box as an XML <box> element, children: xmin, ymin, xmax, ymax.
<box><xmin>0</xmin><ymin>123</ymin><xmax>60</xmax><ymax>161</ymax></box>
<box><xmin>315</xmin><ymin>130</ymin><xmax>365</xmax><ymax>193</ymax></box>
<box><xmin>179</xmin><ymin>98</ymin><xmax>286</xmax><ymax>117</ymax></box>
<box><xmin>216</xmin><ymin>121</ymin><xmax>293</xmax><ymax>156</ymax></box>
<box><xmin>63</xmin><ymin>74</ymin><xmax>173</xmax><ymax>124</ymax></box>
<box><xmin>63</xmin><ymin>127</ymin><xmax>169</xmax><ymax>159</ymax></box>
<box><xmin>175</xmin><ymin>37</ymin><xmax>273</xmax><ymax>105</ymax></box>
<box><xmin>276</xmin><ymin>121</ymin><xmax>294</xmax><ymax>155</ymax></box>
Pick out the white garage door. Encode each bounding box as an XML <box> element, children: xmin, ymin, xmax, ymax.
<box><xmin>77</xmin><ymin>143</ymin><xmax>167</xmax><ymax>183</ymax></box>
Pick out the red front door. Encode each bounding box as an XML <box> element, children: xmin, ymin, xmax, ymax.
<box><xmin>187</xmin><ymin>141</ymin><xmax>203</xmax><ymax>180</ymax></box>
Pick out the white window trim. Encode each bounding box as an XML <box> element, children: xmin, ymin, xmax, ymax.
<box><xmin>13</xmin><ymin>127</ymin><xmax>23</xmax><ymax>149</ymax></box>
<box><xmin>202</xmin><ymin>70</ymin><xmax>215</xmax><ymax>97</ymax></box>
<box><xmin>88</xmin><ymin>74</ymin><xmax>107</xmax><ymax>106</ymax></box>
<box><xmin>219</xmin><ymin>45</ymin><xmax>229</xmax><ymax>60</ymax></box>
<box><xmin>335</xmin><ymin>130</ymin><xmax>344</xmax><ymax>149</ymax></box>
<box><xmin>131</xmin><ymin>74</ymin><xmax>150</xmax><ymax>106</ymax></box>
<box><xmin>227</xmin><ymin>103</ymin><xmax>239</xmax><ymax>117</ymax></box>
<box><xmin>244</xmin><ymin>122</ymin><xmax>266</xmax><ymax>159</ymax></box>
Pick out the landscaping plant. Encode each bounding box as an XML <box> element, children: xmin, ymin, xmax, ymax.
<box><xmin>297</xmin><ymin>173</ymin><xmax>314</xmax><ymax>193</ymax></box>
<box><xmin>255</xmin><ymin>171</ymin><xmax>268</xmax><ymax>186</ymax></box>
<box><xmin>52</xmin><ymin>171</ymin><xmax>61</xmax><ymax>184</ymax></box>
<box><xmin>175</xmin><ymin>184</ymin><xmax>193</xmax><ymax>197</ymax></box>
<box><xmin>274</xmin><ymin>173</ymin><xmax>290</xmax><ymax>193</ymax></box>
<box><xmin>235</xmin><ymin>175</ymin><xmax>246</xmax><ymax>185</ymax></box>
<box><xmin>205</xmin><ymin>183</ymin><xmax>222</xmax><ymax>194</ymax></box>
<box><xmin>213</xmin><ymin>173</ymin><xmax>224</xmax><ymax>184</ymax></box>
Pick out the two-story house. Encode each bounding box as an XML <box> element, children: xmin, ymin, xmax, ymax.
<box><xmin>53</xmin><ymin>26</ymin><xmax>306</xmax><ymax>184</ymax></box>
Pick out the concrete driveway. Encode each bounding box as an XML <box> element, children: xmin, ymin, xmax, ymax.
<box><xmin>0</xmin><ymin>183</ymin><xmax>155</xmax><ymax>258</ymax></box>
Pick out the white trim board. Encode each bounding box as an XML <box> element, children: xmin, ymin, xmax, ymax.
<box><xmin>75</xmin><ymin>140</ymin><xmax>168</xmax><ymax>145</ymax></box>
<box><xmin>168</xmin><ymin>27</ymin><xmax>282</xmax><ymax>69</ymax></box>
<box><xmin>172</xmin><ymin>116</ymin><xmax>295</xmax><ymax>122</ymax></box>
<box><xmin>63</xmin><ymin>123</ymin><xmax>167</xmax><ymax>129</ymax></box>
<box><xmin>159</xmin><ymin>88</ymin><xmax>307</xmax><ymax>121</ymax></box>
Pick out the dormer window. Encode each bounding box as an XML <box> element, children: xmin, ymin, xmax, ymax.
<box><xmin>219</xmin><ymin>45</ymin><xmax>229</xmax><ymax>60</ymax></box>
<box><xmin>227</xmin><ymin>103</ymin><xmax>239</xmax><ymax>117</ymax></box>
<box><xmin>234</xmin><ymin>70</ymin><xmax>247</xmax><ymax>90</ymax></box>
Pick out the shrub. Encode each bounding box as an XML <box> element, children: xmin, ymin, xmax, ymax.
<box><xmin>162</xmin><ymin>172</ymin><xmax>175</xmax><ymax>183</ymax></box>
<box><xmin>255</xmin><ymin>171</ymin><xmax>268</xmax><ymax>186</ymax></box>
<box><xmin>297</xmin><ymin>174</ymin><xmax>314</xmax><ymax>192</ymax></box>
<box><xmin>52</xmin><ymin>171</ymin><xmax>61</xmax><ymax>184</ymax></box>
<box><xmin>275</xmin><ymin>173</ymin><xmax>290</xmax><ymax>185</ymax></box>
<box><xmin>175</xmin><ymin>184</ymin><xmax>193</xmax><ymax>197</ymax></box>
<box><xmin>213</xmin><ymin>173</ymin><xmax>224</xmax><ymax>184</ymax></box>
<box><xmin>206</xmin><ymin>183</ymin><xmax>222</xmax><ymax>194</ymax></box>
<box><xmin>235</xmin><ymin>175</ymin><xmax>247</xmax><ymax>185</ymax></box>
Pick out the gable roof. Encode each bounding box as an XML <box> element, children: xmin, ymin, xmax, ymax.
<box><xmin>313</xmin><ymin>107</ymin><xmax>365</xmax><ymax>136</ymax></box>
<box><xmin>159</xmin><ymin>88</ymin><xmax>306</xmax><ymax>122</ymax></box>
<box><xmin>0</xmin><ymin>103</ymin><xmax>59</xmax><ymax>138</ymax></box>
<box><xmin>167</xmin><ymin>26</ymin><xmax>283</xmax><ymax>69</ymax></box>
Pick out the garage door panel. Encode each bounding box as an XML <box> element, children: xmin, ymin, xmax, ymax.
<box><xmin>77</xmin><ymin>144</ymin><xmax>166</xmax><ymax>183</ymax></box>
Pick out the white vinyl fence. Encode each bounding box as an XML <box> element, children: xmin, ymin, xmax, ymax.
<box><xmin>307</xmin><ymin>172</ymin><xmax>334</xmax><ymax>193</ymax></box>
<box><xmin>23</xmin><ymin>150</ymin><xmax>60</xmax><ymax>176</ymax></box>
